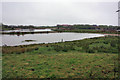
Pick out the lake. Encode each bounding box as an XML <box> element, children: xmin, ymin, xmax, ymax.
<box><xmin>0</xmin><ymin>32</ymin><xmax>104</xmax><ymax>46</ymax></box>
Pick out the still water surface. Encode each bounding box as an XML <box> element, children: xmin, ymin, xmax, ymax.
<box><xmin>1</xmin><ymin>32</ymin><xmax>104</xmax><ymax>46</ymax></box>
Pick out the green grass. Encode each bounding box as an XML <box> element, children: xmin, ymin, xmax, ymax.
<box><xmin>2</xmin><ymin>36</ymin><xmax>119</xmax><ymax>78</ymax></box>
<box><xmin>3</xmin><ymin>52</ymin><xmax>118</xmax><ymax>78</ymax></box>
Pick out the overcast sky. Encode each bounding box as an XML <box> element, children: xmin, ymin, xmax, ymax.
<box><xmin>1</xmin><ymin>0</ymin><xmax>120</xmax><ymax>26</ymax></box>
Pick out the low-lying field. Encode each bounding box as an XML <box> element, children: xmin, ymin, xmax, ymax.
<box><xmin>2</xmin><ymin>36</ymin><xmax>119</xmax><ymax>79</ymax></box>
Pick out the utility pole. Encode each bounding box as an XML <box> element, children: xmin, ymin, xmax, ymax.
<box><xmin>117</xmin><ymin>2</ymin><xmax>120</xmax><ymax>79</ymax></box>
<box><xmin>116</xmin><ymin>1</ymin><xmax>120</xmax><ymax>26</ymax></box>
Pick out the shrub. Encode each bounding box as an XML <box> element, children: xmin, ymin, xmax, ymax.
<box><xmin>87</xmin><ymin>49</ymin><xmax>95</xmax><ymax>53</ymax></box>
<box><xmin>16</xmin><ymin>52</ymin><xmax>21</xmax><ymax>54</ymax></box>
<box><xmin>62</xmin><ymin>49</ymin><xmax>68</xmax><ymax>52</ymax></box>
<box><xmin>21</xmin><ymin>48</ymin><xmax>25</xmax><ymax>53</ymax></box>
<box><xmin>35</xmin><ymin>48</ymin><xmax>39</xmax><ymax>50</ymax></box>
<box><xmin>54</xmin><ymin>45</ymin><xmax>62</xmax><ymax>52</ymax></box>
<box><xmin>110</xmin><ymin>42</ymin><xmax>116</xmax><ymax>47</ymax></box>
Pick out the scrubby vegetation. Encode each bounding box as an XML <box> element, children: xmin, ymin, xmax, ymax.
<box><xmin>2</xmin><ymin>36</ymin><xmax>119</xmax><ymax>79</ymax></box>
<box><xmin>54</xmin><ymin>29</ymin><xmax>119</xmax><ymax>34</ymax></box>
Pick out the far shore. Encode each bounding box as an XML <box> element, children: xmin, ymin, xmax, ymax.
<box><xmin>1</xmin><ymin>31</ymin><xmax>57</xmax><ymax>35</ymax></box>
<box><xmin>1</xmin><ymin>30</ymin><xmax>120</xmax><ymax>35</ymax></box>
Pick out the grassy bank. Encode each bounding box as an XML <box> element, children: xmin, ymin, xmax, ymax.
<box><xmin>2</xmin><ymin>36</ymin><xmax>119</xmax><ymax>79</ymax></box>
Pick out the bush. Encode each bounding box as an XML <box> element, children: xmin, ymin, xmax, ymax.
<box><xmin>86</xmin><ymin>49</ymin><xmax>95</xmax><ymax>53</ymax></box>
<box><xmin>21</xmin><ymin>48</ymin><xmax>25</xmax><ymax>53</ymax></box>
<box><xmin>54</xmin><ymin>45</ymin><xmax>62</xmax><ymax>52</ymax></box>
<box><xmin>110</xmin><ymin>42</ymin><xmax>116</xmax><ymax>47</ymax></box>
<box><xmin>53</xmin><ymin>45</ymin><xmax>75</xmax><ymax>52</ymax></box>
<box><xmin>35</xmin><ymin>48</ymin><xmax>39</xmax><ymax>50</ymax></box>
<box><xmin>62</xmin><ymin>49</ymin><xmax>68</xmax><ymax>52</ymax></box>
<box><xmin>16</xmin><ymin>52</ymin><xmax>21</xmax><ymax>54</ymax></box>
